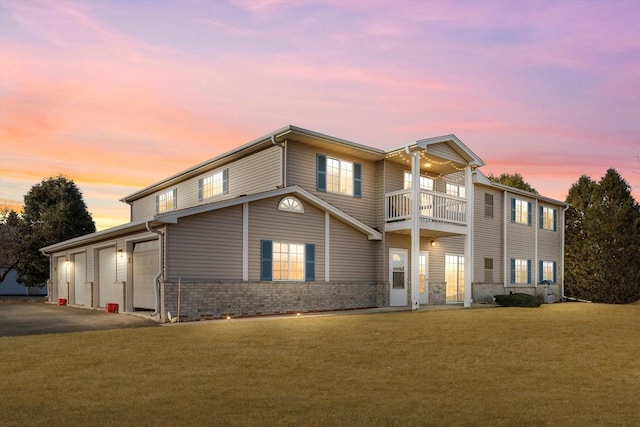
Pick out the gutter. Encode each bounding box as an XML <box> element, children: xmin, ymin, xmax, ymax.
<box><xmin>146</xmin><ymin>221</ymin><xmax>164</xmax><ymax>317</ymax></box>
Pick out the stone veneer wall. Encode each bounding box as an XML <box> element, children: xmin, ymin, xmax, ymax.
<box><xmin>428</xmin><ymin>282</ymin><xmax>447</xmax><ymax>305</ymax></box>
<box><xmin>472</xmin><ymin>283</ymin><xmax>561</xmax><ymax>304</ymax></box>
<box><xmin>161</xmin><ymin>281</ymin><xmax>388</xmax><ymax>321</ymax></box>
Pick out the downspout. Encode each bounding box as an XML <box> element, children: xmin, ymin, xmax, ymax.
<box><xmin>561</xmin><ymin>204</ymin><xmax>570</xmax><ymax>300</ymax></box>
<box><xmin>146</xmin><ymin>221</ymin><xmax>163</xmax><ymax>317</ymax></box>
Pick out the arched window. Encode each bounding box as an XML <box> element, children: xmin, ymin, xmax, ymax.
<box><xmin>278</xmin><ymin>196</ymin><xmax>304</xmax><ymax>213</ymax></box>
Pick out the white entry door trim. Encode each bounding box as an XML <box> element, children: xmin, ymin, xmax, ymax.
<box><xmin>389</xmin><ymin>248</ymin><xmax>408</xmax><ymax>307</ymax></box>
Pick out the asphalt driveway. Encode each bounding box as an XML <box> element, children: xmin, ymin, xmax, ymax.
<box><xmin>0</xmin><ymin>299</ymin><xmax>159</xmax><ymax>337</ymax></box>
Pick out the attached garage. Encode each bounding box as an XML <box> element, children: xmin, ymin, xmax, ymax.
<box><xmin>132</xmin><ymin>240</ymin><xmax>158</xmax><ymax>310</ymax></box>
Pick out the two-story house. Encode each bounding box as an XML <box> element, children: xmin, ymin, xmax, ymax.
<box><xmin>42</xmin><ymin>125</ymin><xmax>567</xmax><ymax>321</ymax></box>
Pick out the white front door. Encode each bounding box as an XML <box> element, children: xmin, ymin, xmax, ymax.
<box><xmin>445</xmin><ymin>254</ymin><xmax>465</xmax><ymax>303</ymax></box>
<box><xmin>389</xmin><ymin>248</ymin><xmax>408</xmax><ymax>306</ymax></box>
<box><xmin>418</xmin><ymin>251</ymin><xmax>429</xmax><ymax>304</ymax></box>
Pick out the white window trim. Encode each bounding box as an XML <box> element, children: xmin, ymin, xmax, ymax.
<box><xmin>542</xmin><ymin>206</ymin><xmax>555</xmax><ymax>230</ymax></box>
<box><xmin>272</xmin><ymin>242</ymin><xmax>305</xmax><ymax>281</ymax></box>
<box><xmin>514</xmin><ymin>259</ymin><xmax>528</xmax><ymax>284</ymax></box>
<box><xmin>326</xmin><ymin>156</ymin><xmax>354</xmax><ymax>196</ymax></box>
<box><xmin>403</xmin><ymin>171</ymin><xmax>434</xmax><ymax>191</ymax></box>
<box><xmin>514</xmin><ymin>199</ymin><xmax>529</xmax><ymax>224</ymax></box>
<box><xmin>278</xmin><ymin>196</ymin><xmax>304</xmax><ymax>213</ymax></box>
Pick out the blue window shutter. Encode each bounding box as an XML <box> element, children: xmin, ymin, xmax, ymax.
<box><xmin>317</xmin><ymin>154</ymin><xmax>326</xmax><ymax>192</ymax></box>
<box><xmin>527</xmin><ymin>202</ymin><xmax>532</xmax><ymax>225</ymax></box>
<box><xmin>155</xmin><ymin>195</ymin><xmax>159</xmax><ymax>213</ymax></box>
<box><xmin>305</xmin><ymin>243</ymin><xmax>315</xmax><ymax>281</ymax></box>
<box><xmin>553</xmin><ymin>209</ymin><xmax>557</xmax><ymax>231</ymax></box>
<box><xmin>261</xmin><ymin>240</ymin><xmax>272</xmax><ymax>281</ymax></box>
<box><xmin>553</xmin><ymin>261</ymin><xmax>557</xmax><ymax>283</ymax></box>
<box><xmin>172</xmin><ymin>189</ymin><xmax>177</xmax><ymax>209</ymax></box>
<box><xmin>354</xmin><ymin>163</ymin><xmax>362</xmax><ymax>198</ymax></box>
<box><xmin>539</xmin><ymin>206</ymin><xmax>544</xmax><ymax>229</ymax></box>
<box><xmin>527</xmin><ymin>259</ymin><xmax>532</xmax><ymax>284</ymax></box>
<box><xmin>510</xmin><ymin>258</ymin><xmax>515</xmax><ymax>283</ymax></box>
<box><xmin>511</xmin><ymin>198</ymin><xmax>516</xmax><ymax>222</ymax></box>
<box><xmin>539</xmin><ymin>260</ymin><xmax>543</xmax><ymax>283</ymax></box>
<box><xmin>198</xmin><ymin>178</ymin><xmax>203</xmax><ymax>201</ymax></box>
<box><xmin>223</xmin><ymin>169</ymin><xmax>229</xmax><ymax>194</ymax></box>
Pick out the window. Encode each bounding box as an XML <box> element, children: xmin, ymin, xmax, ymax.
<box><xmin>484</xmin><ymin>258</ymin><xmax>493</xmax><ymax>283</ymax></box>
<box><xmin>261</xmin><ymin>240</ymin><xmax>315</xmax><ymax>281</ymax></box>
<box><xmin>278</xmin><ymin>196</ymin><xmax>304</xmax><ymax>213</ymax></box>
<box><xmin>485</xmin><ymin>193</ymin><xmax>494</xmax><ymax>218</ymax></box>
<box><xmin>446</xmin><ymin>183</ymin><xmax>465</xmax><ymax>198</ymax></box>
<box><xmin>156</xmin><ymin>189</ymin><xmax>177</xmax><ymax>213</ymax></box>
<box><xmin>540</xmin><ymin>206</ymin><xmax>557</xmax><ymax>231</ymax></box>
<box><xmin>403</xmin><ymin>172</ymin><xmax>434</xmax><ymax>191</ymax></box>
<box><xmin>539</xmin><ymin>261</ymin><xmax>557</xmax><ymax>283</ymax></box>
<box><xmin>511</xmin><ymin>258</ymin><xmax>531</xmax><ymax>284</ymax></box>
<box><xmin>511</xmin><ymin>198</ymin><xmax>532</xmax><ymax>225</ymax></box>
<box><xmin>199</xmin><ymin>169</ymin><xmax>228</xmax><ymax>201</ymax></box>
<box><xmin>316</xmin><ymin>154</ymin><xmax>361</xmax><ymax>197</ymax></box>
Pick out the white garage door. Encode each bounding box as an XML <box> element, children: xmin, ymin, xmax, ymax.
<box><xmin>98</xmin><ymin>247</ymin><xmax>117</xmax><ymax>308</ymax></box>
<box><xmin>73</xmin><ymin>253</ymin><xmax>90</xmax><ymax>307</ymax></box>
<box><xmin>133</xmin><ymin>240</ymin><xmax>158</xmax><ymax>310</ymax></box>
<box><xmin>56</xmin><ymin>257</ymin><xmax>67</xmax><ymax>300</ymax></box>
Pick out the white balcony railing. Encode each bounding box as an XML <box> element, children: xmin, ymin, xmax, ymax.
<box><xmin>385</xmin><ymin>189</ymin><xmax>467</xmax><ymax>225</ymax></box>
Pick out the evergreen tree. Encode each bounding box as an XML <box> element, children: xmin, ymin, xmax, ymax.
<box><xmin>488</xmin><ymin>172</ymin><xmax>538</xmax><ymax>194</ymax></box>
<box><xmin>16</xmin><ymin>176</ymin><xmax>96</xmax><ymax>287</ymax></box>
<box><xmin>565</xmin><ymin>169</ymin><xmax>640</xmax><ymax>303</ymax></box>
<box><xmin>0</xmin><ymin>208</ymin><xmax>20</xmax><ymax>283</ymax></box>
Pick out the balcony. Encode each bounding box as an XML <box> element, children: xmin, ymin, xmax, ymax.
<box><xmin>385</xmin><ymin>189</ymin><xmax>468</xmax><ymax>233</ymax></box>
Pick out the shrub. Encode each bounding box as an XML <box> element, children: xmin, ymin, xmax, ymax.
<box><xmin>494</xmin><ymin>293</ymin><xmax>542</xmax><ymax>307</ymax></box>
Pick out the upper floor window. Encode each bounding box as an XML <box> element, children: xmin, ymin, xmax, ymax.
<box><xmin>316</xmin><ymin>154</ymin><xmax>361</xmax><ymax>198</ymax></box>
<box><xmin>278</xmin><ymin>196</ymin><xmax>304</xmax><ymax>213</ymax></box>
<box><xmin>511</xmin><ymin>198</ymin><xmax>532</xmax><ymax>225</ymax></box>
<box><xmin>199</xmin><ymin>169</ymin><xmax>228</xmax><ymax>201</ymax></box>
<box><xmin>511</xmin><ymin>258</ymin><xmax>531</xmax><ymax>284</ymax></box>
<box><xmin>156</xmin><ymin>189</ymin><xmax>177</xmax><ymax>213</ymax></box>
<box><xmin>540</xmin><ymin>206</ymin><xmax>557</xmax><ymax>231</ymax></box>
<box><xmin>485</xmin><ymin>193</ymin><xmax>494</xmax><ymax>218</ymax></box>
<box><xmin>403</xmin><ymin>172</ymin><xmax>434</xmax><ymax>191</ymax></box>
<box><xmin>446</xmin><ymin>183</ymin><xmax>465</xmax><ymax>198</ymax></box>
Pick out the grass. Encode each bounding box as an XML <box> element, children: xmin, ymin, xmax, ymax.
<box><xmin>1</xmin><ymin>303</ymin><xmax>639</xmax><ymax>426</ymax></box>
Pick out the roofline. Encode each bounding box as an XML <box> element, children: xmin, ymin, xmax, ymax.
<box><xmin>385</xmin><ymin>134</ymin><xmax>485</xmax><ymax>167</ymax></box>
<box><xmin>473</xmin><ymin>170</ymin><xmax>567</xmax><ymax>206</ymax></box>
<box><xmin>44</xmin><ymin>185</ymin><xmax>382</xmax><ymax>253</ymax></box>
<box><xmin>120</xmin><ymin>125</ymin><xmax>386</xmax><ymax>203</ymax></box>
<box><xmin>157</xmin><ymin>185</ymin><xmax>382</xmax><ymax>240</ymax></box>
<box><xmin>41</xmin><ymin>217</ymin><xmax>159</xmax><ymax>254</ymax></box>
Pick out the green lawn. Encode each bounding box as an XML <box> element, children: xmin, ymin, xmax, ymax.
<box><xmin>1</xmin><ymin>303</ymin><xmax>639</xmax><ymax>426</ymax></box>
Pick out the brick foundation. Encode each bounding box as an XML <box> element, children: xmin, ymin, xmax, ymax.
<box><xmin>160</xmin><ymin>281</ymin><xmax>388</xmax><ymax>321</ymax></box>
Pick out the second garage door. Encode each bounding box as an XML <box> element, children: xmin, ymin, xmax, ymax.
<box><xmin>133</xmin><ymin>240</ymin><xmax>158</xmax><ymax>310</ymax></box>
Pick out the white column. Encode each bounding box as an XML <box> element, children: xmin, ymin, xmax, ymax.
<box><xmin>411</xmin><ymin>151</ymin><xmax>420</xmax><ymax>310</ymax></box>
<box><xmin>463</xmin><ymin>165</ymin><xmax>473</xmax><ymax>308</ymax></box>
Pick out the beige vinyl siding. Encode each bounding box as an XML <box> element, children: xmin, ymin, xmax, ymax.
<box><xmin>329</xmin><ymin>216</ymin><xmax>377</xmax><ymax>281</ymax></box>
<box><xmin>248</xmin><ymin>196</ymin><xmax>325</xmax><ymax>281</ymax></box>
<box><xmin>130</xmin><ymin>145</ymin><xmax>281</xmax><ymax>221</ymax></box>
<box><xmin>538</xmin><ymin>204</ymin><xmax>562</xmax><ymax>268</ymax></box>
<box><xmin>384</xmin><ymin>160</ymin><xmax>405</xmax><ymax>193</ymax></box>
<box><xmin>424</xmin><ymin>142</ymin><xmax>466</xmax><ymax>164</ymax></box>
<box><xmin>165</xmin><ymin>205</ymin><xmax>243</xmax><ymax>281</ymax></box>
<box><xmin>286</xmin><ymin>141</ymin><xmax>377</xmax><ymax>227</ymax></box>
<box><xmin>506</xmin><ymin>193</ymin><xmax>536</xmax><ymax>260</ymax></box>
<box><xmin>473</xmin><ymin>186</ymin><xmax>503</xmax><ymax>283</ymax></box>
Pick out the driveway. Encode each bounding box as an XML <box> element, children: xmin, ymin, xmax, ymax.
<box><xmin>0</xmin><ymin>299</ymin><xmax>159</xmax><ymax>337</ymax></box>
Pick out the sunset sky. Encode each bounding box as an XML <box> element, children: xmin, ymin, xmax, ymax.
<box><xmin>1</xmin><ymin>0</ymin><xmax>638</xmax><ymax>230</ymax></box>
